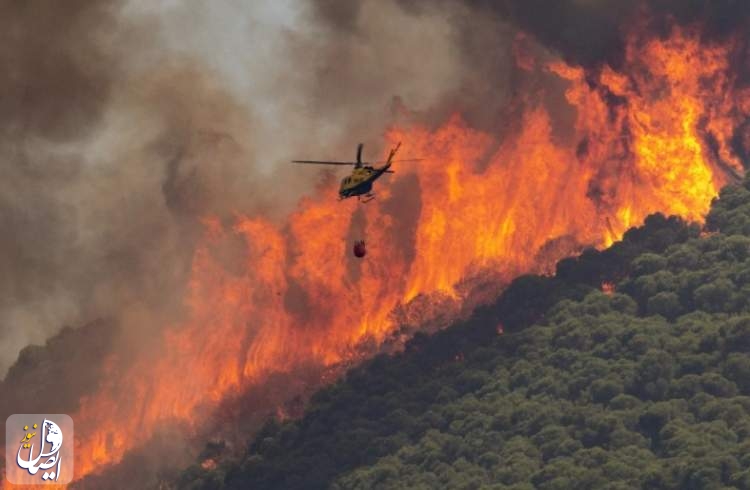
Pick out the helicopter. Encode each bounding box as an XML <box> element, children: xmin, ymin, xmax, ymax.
<box><xmin>292</xmin><ymin>142</ymin><xmax>419</xmax><ymax>203</ymax></box>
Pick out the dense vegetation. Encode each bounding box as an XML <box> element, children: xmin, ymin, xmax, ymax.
<box><xmin>177</xmin><ymin>177</ymin><xmax>750</xmax><ymax>490</ymax></box>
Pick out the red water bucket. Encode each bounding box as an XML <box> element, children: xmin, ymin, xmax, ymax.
<box><xmin>353</xmin><ymin>240</ymin><xmax>366</xmax><ymax>258</ymax></box>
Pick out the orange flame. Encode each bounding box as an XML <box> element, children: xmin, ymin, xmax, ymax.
<box><xmin>5</xmin><ymin>21</ymin><xmax>749</xmax><ymax>489</ymax></box>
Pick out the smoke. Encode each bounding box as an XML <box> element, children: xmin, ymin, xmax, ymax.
<box><xmin>0</xmin><ymin>0</ymin><xmax>127</xmax><ymax>374</ymax></box>
<box><xmin>447</xmin><ymin>0</ymin><xmax>750</xmax><ymax>68</ymax></box>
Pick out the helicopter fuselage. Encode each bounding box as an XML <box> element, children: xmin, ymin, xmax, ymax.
<box><xmin>338</xmin><ymin>164</ymin><xmax>391</xmax><ymax>199</ymax></box>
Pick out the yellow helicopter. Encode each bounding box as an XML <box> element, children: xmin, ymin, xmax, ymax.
<box><xmin>292</xmin><ymin>142</ymin><xmax>419</xmax><ymax>202</ymax></box>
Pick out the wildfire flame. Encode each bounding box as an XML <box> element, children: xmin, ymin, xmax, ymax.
<box><xmin>4</xmin><ymin>20</ymin><xmax>749</xmax><ymax>489</ymax></box>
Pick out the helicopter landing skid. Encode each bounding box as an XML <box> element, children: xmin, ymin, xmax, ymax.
<box><xmin>361</xmin><ymin>193</ymin><xmax>376</xmax><ymax>203</ymax></box>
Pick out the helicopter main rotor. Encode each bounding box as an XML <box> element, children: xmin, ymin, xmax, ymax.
<box><xmin>292</xmin><ymin>143</ymin><xmax>422</xmax><ymax>169</ymax></box>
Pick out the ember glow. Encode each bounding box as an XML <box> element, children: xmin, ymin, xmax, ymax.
<box><xmin>6</xmin><ymin>18</ymin><xmax>749</xmax><ymax>488</ymax></box>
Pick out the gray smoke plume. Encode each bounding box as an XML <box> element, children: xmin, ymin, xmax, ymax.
<box><xmin>0</xmin><ymin>0</ymin><xmax>129</xmax><ymax>373</ymax></box>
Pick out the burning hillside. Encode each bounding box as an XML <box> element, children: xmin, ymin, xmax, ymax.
<box><xmin>2</xmin><ymin>1</ymin><xmax>750</xmax><ymax>488</ymax></box>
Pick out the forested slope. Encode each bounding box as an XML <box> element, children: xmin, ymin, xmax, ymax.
<box><xmin>177</xmin><ymin>177</ymin><xmax>750</xmax><ymax>490</ymax></box>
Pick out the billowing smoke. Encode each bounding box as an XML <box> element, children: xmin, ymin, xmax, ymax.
<box><xmin>0</xmin><ymin>0</ymin><xmax>130</xmax><ymax>373</ymax></box>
